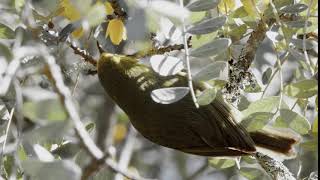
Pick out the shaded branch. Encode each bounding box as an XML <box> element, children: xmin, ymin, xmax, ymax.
<box><xmin>255</xmin><ymin>152</ymin><xmax>296</xmax><ymax>180</ymax></box>
<box><xmin>130</xmin><ymin>36</ymin><xmax>192</xmax><ymax>59</ymax></box>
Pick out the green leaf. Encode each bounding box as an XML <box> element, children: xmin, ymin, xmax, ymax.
<box><xmin>190</xmin><ymin>38</ymin><xmax>231</xmax><ymax>57</ymax></box>
<box><xmin>297</xmin><ymin>98</ymin><xmax>308</xmax><ymax>109</ymax></box>
<box><xmin>283</xmin><ymin>79</ymin><xmax>318</xmax><ymax>98</ymax></box>
<box><xmin>21</xmin><ymin>160</ymin><xmax>81</xmax><ymax>180</ymax></box>
<box><xmin>290</xmin><ymin>38</ymin><xmax>315</xmax><ymax>50</ymax></box>
<box><xmin>85</xmin><ymin>122</ymin><xmax>95</xmax><ymax>133</ymax></box>
<box><xmin>262</xmin><ymin>67</ymin><xmax>272</xmax><ymax>85</ymax></box>
<box><xmin>186</xmin><ymin>0</ymin><xmax>220</xmax><ymax>12</ymax></box>
<box><xmin>241</xmin><ymin>96</ymin><xmax>280</xmax><ymax>118</ymax></box>
<box><xmin>23</xmin><ymin>122</ymin><xmax>70</xmax><ymax>144</ymax></box>
<box><xmin>275</xmin><ymin>109</ymin><xmax>311</xmax><ymax>134</ymax></box>
<box><xmin>240</xmin><ymin>167</ymin><xmax>265</xmax><ymax>180</ymax></box>
<box><xmin>244</xmin><ymin>79</ymin><xmax>262</xmax><ymax>93</ymax></box>
<box><xmin>237</xmin><ymin>95</ymin><xmax>250</xmax><ymax>111</ymax></box>
<box><xmin>230</xmin><ymin>6</ymin><xmax>249</xmax><ymax>18</ymax></box>
<box><xmin>15</xmin><ymin>0</ymin><xmax>25</xmax><ymax>12</ymax></box>
<box><xmin>18</xmin><ymin>145</ymin><xmax>27</xmax><ymax>161</ymax></box>
<box><xmin>316</xmin><ymin>95</ymin><xmax>318</xmax><ymax>111</ymax></box>
<box><xmin>279</xmin><ymin>3</ymin><xmax>308</xmax><ymax>13</ymax></box>
<box><xmin>188</xmin><ymin>16</ymin><xmax>227</xmax><ymax>35</ymax></box>
<box><xmin>118</xmin><ymin>112</ymin><xmax>129</xmax><ymax>123</ymax></box>
<box><xmin>228</xmin><ymin>24</ymin><xmax>247</xmax><ymax>39</ymax></box>
<box><xmin>193</xmin><ymin>61</ymin><xmax>228</xmax><ymax>82</ymax></box>
<box><xmin>312</xmin><ymin>116</ymin><xmax>318</xmax><ymax>134</ymax></box>
<box><xmin>0</xmin><ymin>42</ymin><xmax>13</xmax><ymax>60</ymax></box>
<box><xmin>285</xmin><ymin>20</ymin><xmax>312</xmax><ymax>28</ymax></box>
<box><xmin>241</xmin><ymin>112</ymin><xmax>274</xmax><ymax>132</ymax></box>
<box><xmin>23</xmin><ymin>99</ymin><xmax>67</xmax><ymax>122</ymax></box>
<box><xmin>0</xmin><ymin>23</ymin><xmax>15</xmax><ymax>39</ymax></box>
<box><xmin>209</xmin><ymin>157</ymin><xmax>236</xmax><ymax>169</ymax></box>
<box><xmin>197</xmin><ymin>87</ymin><xmax>217</xmax><ymax>106</ymax></box>
<box><xmin>301</xmin><ymin>139</ymin><xmax>318</xmax><ymax>152</ymax></box>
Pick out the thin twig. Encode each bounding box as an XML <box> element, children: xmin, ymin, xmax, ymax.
<box><xmin>130</xmin><ymin>38</ymin><xmax>192</xmax><ymax>59</ymax></box>
<box><xmin>68</xmin><ymin>42</ymin><xmax>97</xmax><ymax>67</ymax></box>
<box><xmin>179</xmin><ymin>0</ymin><xmax>199</xmax><ymax>108</ymax></box>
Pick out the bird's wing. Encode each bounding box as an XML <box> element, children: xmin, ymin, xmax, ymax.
<box><xmin>189</xmin><ymin>96</ymin><xmax>257</xmax><ymax>155</ymax></box>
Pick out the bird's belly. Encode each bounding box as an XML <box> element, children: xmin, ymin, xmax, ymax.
<box><xmin>126</xmin><ymin>105</ymin><xmax>205</xmax><ymax>149</ymax></box>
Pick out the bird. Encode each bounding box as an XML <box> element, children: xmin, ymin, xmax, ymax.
<box><xmin>97</xmin><ymin>52</ymin><xmax>299</xmax><ymax>157</ymax></box>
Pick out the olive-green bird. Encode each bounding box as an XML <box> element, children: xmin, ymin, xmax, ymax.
<box><xmin>97</xmin><ymin>53</ymin><xmax>298</xmax><ymax>157</ymax></box>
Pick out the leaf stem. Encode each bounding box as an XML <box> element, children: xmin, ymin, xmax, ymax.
<box><xmin>179</xmin><ymin>0</ymin><xmax>199</xmax><ymax>108</ymax></box>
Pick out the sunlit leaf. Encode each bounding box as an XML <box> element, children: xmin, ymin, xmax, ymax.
<box><xmin>197</xmin><ymin>87</ymin><xmax>217</xmax><ymax>106</ymax></box>
<box><xmin>209</xmin><ymin>157</ymin><xmax>236</xmax><ymax>169</ymax></box>
<box><xmin>266</xmin><ymin>31</ymin><xmax>283</xmax><ymax>43</ymax></box>
<box><xmin>150</xmin><ymin>55</ymin><xmax>184</xmax><ymax>76</ymax></box>
<box><xmin>274</xmin><ymin>109</ymin><xmax>311</xmax><ymax>134</ymax></box>
<box><xmin>241</xmin><ymin>112</ymin><xmax>274</xmax><ymax>132</ymax></box>
<box><xmin>0</xmin><ymin>23</ymin><xmax>15</xmax><ymax>39</ymax></box>
<box><xmin>188</xmin><ymin>16</ymin><xmax>227</xmax><ymax>35</ymax></box>
<box><xmin>190</xmin><ymin>38</ymin><xmax>231</xmax><ymax>57</ymax></box>
<box><xmin>230</xmin><ymin>6</ymin><xmax>248</xmax><ymax>18</ymax></box>
<box><xmin>242</xmin><ymin>96</ymin><xmax>280</xmax><ymax>118</ymax></box>
<box><xmin>279</xmin><ymin>3</ymin><xmax>308</xmax><ymax>14</ymax></box>
<box><xmin>187</xmin><ymin>0</ymin><xmax>220</xmax><ymax>12</ymax></box>
<box><xmin>151</xmin><ymin>87</ymin><xmax>189</xmax><ymax>104</ymax></box>
<box><xmin>15</xmin><ymin>0</ymin><xmax>25</xmax><ymax>12</ymax></box>
<box><xmin>106</xmin><ymin>19</ymin><xmax>126</xmax><ymax>45</ymax></box>
<box><xmin>59</xmin><ymin>0</ymin><xmax>81</xmax><ymax>21</ymax></box>
<box><xmin>86</xmin><ymin>2</ymin><xmax>106</xmax><ymax>27</ymax></box>
<box><xmin>33</xmin><ymin>144</ymin><xmax>55</xmax><ymax>162</ymax></box>
<box><xmin>283</xmin><ymin>79</ymin><xmax>318</xmax><ymax>98</ymax></box>
<box><xmin>149</xmin><ymin>0</ymin><xmax>190</xmax><ymax>21</ymax></box>
<box><xmin>105</xmin><ymin>2</ymin><xmax>114</xmax><ymax>15</ymax></box>
<box><xmin>193</xmin><ymin>61</ymin><xmax>228</xmax><ymax>82</ymax></box>
<box><xmin>218</xmin><ymin>0</ymin><xmax>236</xmax><ymax>13</ymax></box>
<box><xmin>241</xmin><ymin>0</ymin><xmax>258</xmax><ymax>17</ymax></box>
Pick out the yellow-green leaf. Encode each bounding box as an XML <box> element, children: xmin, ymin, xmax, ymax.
<box><xmin>218</xmin><ymin>0</ymin><xmax>236</xmax><ymax>13</ymax></box>
<box><xmin>241</xmin><ymin>0</ymin><xmax>258</xmax><ymax>17</ymax></box>
<box><xmin>106</xmin><ymin>19</ymin><xmax>126</xmax><ymax>45</ymax></box>
<box><xmin>209</xmin><ymin>158</ymin><xmax>236</xmax><ymax>169</ymax></box>
<box><xmin>59</xmin><ymin>0</ymin><xmax>81</xmax><ymax>21</ymax></box>
<box><xmin>284</xmin><ymin>79</ymin><xmax>318</xmax><ymax>98</ymax></box>
<box><xmin>105</xmin><ymin>2</ymin><xmax>114</xmax><ymax>15</ymax></box>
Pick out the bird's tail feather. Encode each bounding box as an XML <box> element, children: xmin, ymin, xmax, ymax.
<box><xmin>250</xmin><ymin>126</ymin><xmax>301</xmax><ymax>159</ymax></box>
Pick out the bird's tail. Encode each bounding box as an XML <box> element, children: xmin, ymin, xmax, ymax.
<box><xmin>249</xmin><ymin>126</ymin><xmax>301</xmax><ymax>159</ymax></box>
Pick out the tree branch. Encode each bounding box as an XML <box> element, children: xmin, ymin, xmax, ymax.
<box><xmin>255</xmin><ymin>152</ymin><xmax>296</xmax><ymax>180</ymax></box>
<box><xmin>42</xmin><ymin>48</ymin><xmax>154</xmax><ymax>180</ymax></box>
